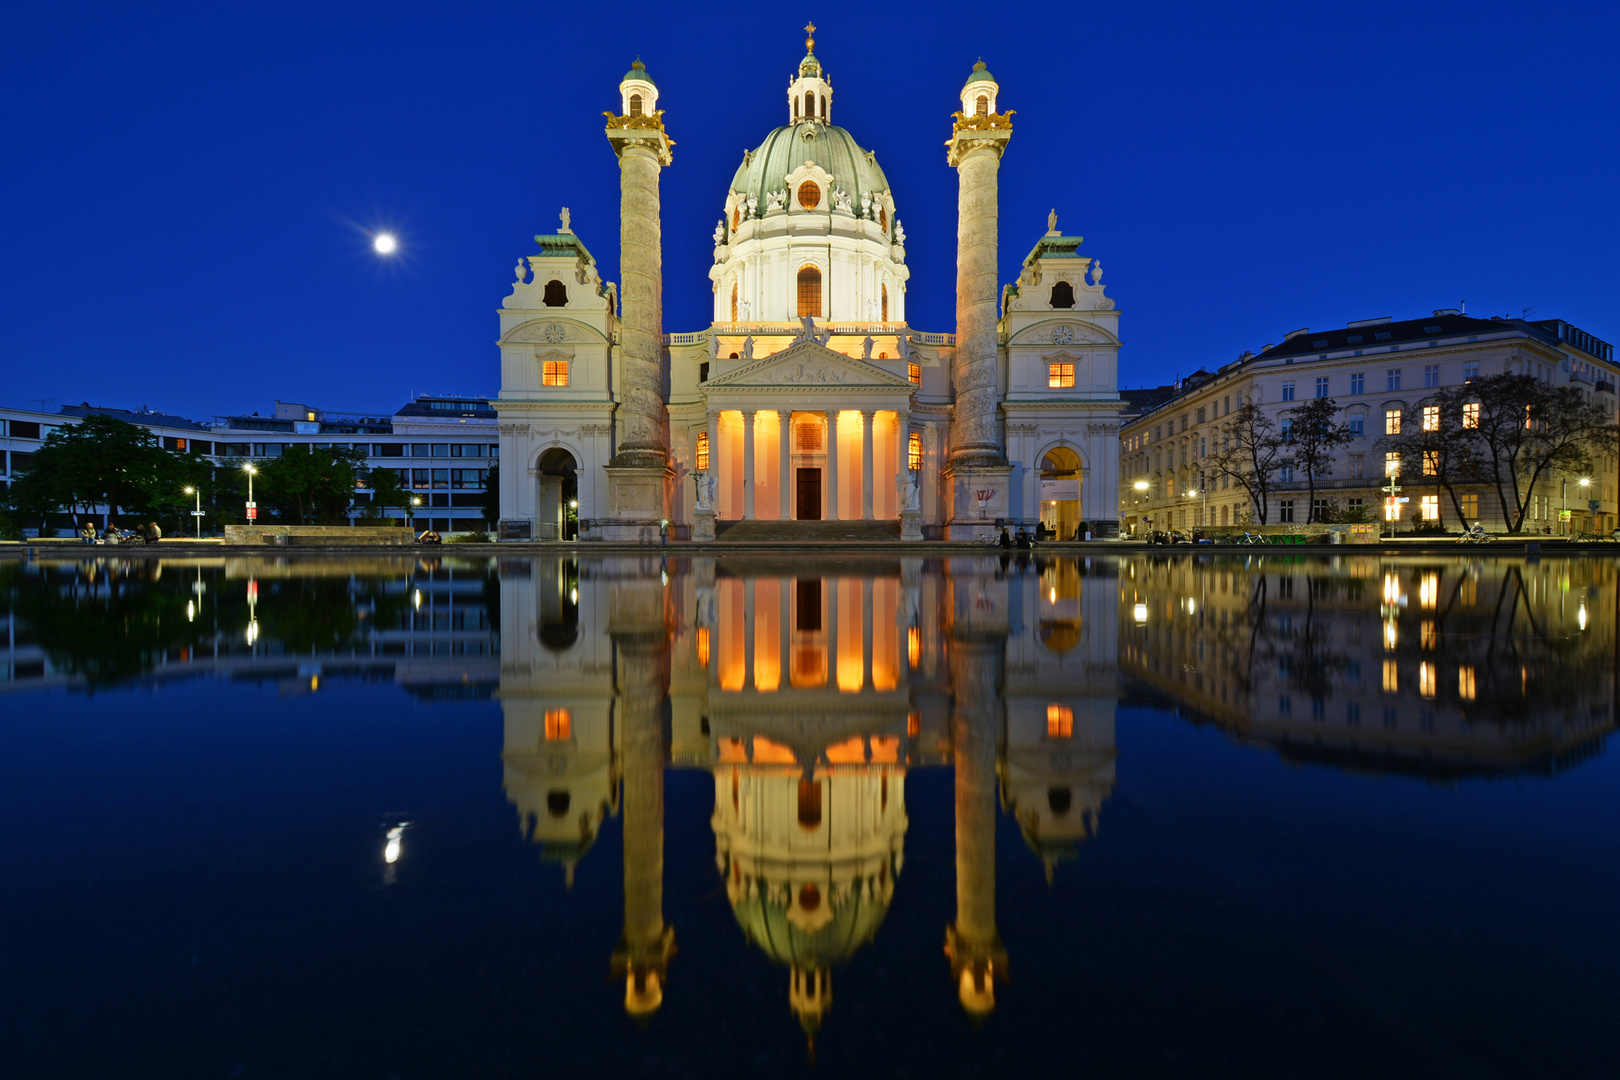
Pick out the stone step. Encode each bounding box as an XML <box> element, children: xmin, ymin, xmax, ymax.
<box><xmin>714</xmin><ymin>519</ymin><xmax>902</xmax><ymax>543</ymax></box>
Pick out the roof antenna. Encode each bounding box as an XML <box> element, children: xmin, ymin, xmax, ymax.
<box><xmin>1522</xmin><ymin>307</ymin><xmax>1535</xmax><ymax>319</ymax></box>
<box><xmin>1460</xmin><ymin>299</ymin><xmax>1466</xmax><ymax>314</ymax></box>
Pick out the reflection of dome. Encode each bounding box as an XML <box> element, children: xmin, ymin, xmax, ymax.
<box><xmin>503</xmin><ymin>703</ymin><xmax>617</xmax><ymax>887</ymax></box>
<box><xmin>730</xmin><ymin>872</ymin><xmax>892</xmax><ymax>969</ymax></box>
<box><xmin>728</xmin><ymin>125</ymin><xmax>890</xmax><ymax>212</ymax></box>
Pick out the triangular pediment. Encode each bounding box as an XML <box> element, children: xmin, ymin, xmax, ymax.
<box><xmin>704</xmin><ymin>338</ymin><xmax>916</xmax><ymax>390</ymax></box>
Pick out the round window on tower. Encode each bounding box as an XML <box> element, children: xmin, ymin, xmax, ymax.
<box><xmin>797</xmin><ymin>181</ymin><xmax>820</xmax><ymax>210</ymax></box>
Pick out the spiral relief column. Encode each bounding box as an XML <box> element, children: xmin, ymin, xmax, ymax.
<box><xmin>603</xmin><ymin>61</ymin><xmax>675</xmax><ymax>541</ymax></box>
<box><xmin>943</xmin><ymin>61</ymin><xmax>1014</xmax><ymax>540</ymax></box>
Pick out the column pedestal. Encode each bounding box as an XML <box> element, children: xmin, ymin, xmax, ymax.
<box><xmin>691</xmin><ymin>507</ymin><xmax>716</xmax><ymax>543</ymax></box>
<box><xmin>600</xmin><ymin>463</ymin><xmax>675</xmax><ymax>543</ymax></box>
<box><xmin>942</xmin><ymin>462</ymin><xmax>1014</xmax><ymax>542</ymax></box>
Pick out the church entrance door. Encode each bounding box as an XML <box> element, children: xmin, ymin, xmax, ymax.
<box><xmin>796</xmin><ymin>468</ymin><xmax>822</xmax><ymax>520</ymax></box>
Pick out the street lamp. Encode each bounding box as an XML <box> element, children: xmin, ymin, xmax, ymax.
<box><xmin>410</xmin><ymin>495</ymin><xmax>422</xmax><ymax>537</ymax></box>
<box><xmin>1562</xmin><ymin>476</ymin><xmax>1592</xmax><ymax>535</ymax></box>
<box><xmin>183</xmin><ymin>486</ymin><xmax>201</xmax><ymax>538</ymax></box>
<box><xmin>242</xmin><ymin>464</ymin><xmax>256</xmax><ymax>524</ymax></box>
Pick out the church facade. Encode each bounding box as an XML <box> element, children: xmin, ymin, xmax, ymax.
<box><xmin>496</xmin><ymin>32</ymin><xmax>1123</xmax><ymax>541</ymax></box>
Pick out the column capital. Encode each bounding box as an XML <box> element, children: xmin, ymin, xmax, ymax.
<box><xmin>946</xmin><ymin>114</ymin><xmax>1013</xmax><ymax>168</ymax></box>
<box><xmin>605</xmin><ymin>116</ymin><xmax>674</xmax><ymax>165</ymax></box>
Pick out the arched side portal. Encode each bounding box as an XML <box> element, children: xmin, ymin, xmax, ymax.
<box><xmin>1039</xmin><ymin>445</ymin><xmax>1084</xmax><ymax>540</ymax></box>
<box><xmin>536</xmin><ymin>447</ymin><xmax>579</xmax><ymax>540</ymax></box>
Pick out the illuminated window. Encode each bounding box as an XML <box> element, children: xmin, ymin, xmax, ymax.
<box><xmin>1462</xmin><ymin>402</ymin><xmax>1479</xmax><ymax>428</ymax></box>
<box><xmin>1419</xmin><ymin>662</ymin><xmax>1436</xmax><ymax>699</ymax></box>
<box><xmin>1385</xmin><ymin>498</ymin><xmax>1402</xmax><ymax>521</ymax></box>
<box><xmin>907</xmin><ymin>710</ymin><xmax>920</xmax><ymax>738</ymax></box>
<box><xmin>1384</xmin><ymin>452</ymin><xmax>1401</xmax><ymax>477</ymax></box>
<box><xmin>695</xmin><ymin>431</ymin><xmax>710</xmax><ymax>471</ymax></box>
<box><xmin>1422</xmin><ymin>405</ymin><xmax>1439</xmax><ymax>431</ymax></box>
<box><xmin>797</xmin><ymin>181</ymin><xmax>820</xmax><ymax>210</ymax></box>
<box><xmin>907</xmin><ymin>431</ymin><xmax>922</xmax><ymax>470</ymax></box>
<box><xmin>730</xmin><ymin>283</ymin><xmax>738</xmax><ymax>322</ymax></box>
<box><xmin>975</xmin><ymin>93</ymin><xmax>989</xmax><ymax>116</ymax></box>
<box><xmin>732</xmin><ymin>206</ymin><xmax>740</xmax><ymax>232</ymax></box>
<box><xmin>1385</xmin><ymin>409</ymin><xmax>1403</xmax><ymax>435</ymax></box>
<box><xmin>797</xmin><ymin>778</ymin><xmax>822</xmax><ymax>830</ymax></box>
<box><xmin>1383</xmin><ymin>659</ymin><xmax>1399</xmax><ymax>692</ymax></box>
<box><xmin>907</xmin><ymin>626</ymin><xmax>920</xmax><ymax>667</ymax></box>
<box><xmin>1421</xmin><ymin>619</ymin><xmax>1438</xmax><ymax>649</ymax></box>
<box><xmin>1048</xmin><ymin>362</ymin><xmax>1075</xmax><ymax>388</ymax></box>
<box><xmin>797</xmin><ymin>422</ymin><xmax>822</xmax><ymax>452</ymax></box>
<box><xmin>543</xmin><ymin>360</ymin><xmax>569</xmax><ymax>386</ymax></box>
<box><xmin>879</xmin><ymin>206</ymin><xmax>886</xmax><ymax>231</ymax></box>
<box><xmin>1459</xmin><ymin>666</ymin><xmax>1476</xmax><ymax>700</ymax></box>
<box><xmin>881</xmin><ymin>283</ymin><xmax>889</xmax><ymax>322</ymax></box>
<box><xmin>908</xmin><ymin>362</ymin><xmax>921</xmax><ymax>384</ymax></box>
<box><xmin>1419</xmin><ymin>572</ymin><xmax>1438</xmax><ymax>609</ymax></box>
<box><xmin>696</xmin><ymin>626</ymin><xmax>710</xmax><ymax>669</ymax></box>
<box><xmin>1423</xmin><ymin>451</ymin><xmax>1439</xmax><ymax>476</ymax></box>
<box><xmin>796</xmin><ymin>265</ymin><xmax>821</xmax><ymax>316</ymax></box>
<box><xmin>1460</xmin><ymin>494</ymin><xmax>1478</xmax><ymax>519</ymax></box>
<box><xmin>1421</xmin><ymin>494</ymin><xmax>1439</xmax><ymax>521</ymax></box>
<box><xmin>628</xmin><ymin>93</ymin><xmax>642</xmax><ymax>117</ymax></box>
<box><xmin>544</xmin><ymin>708</ymin><xmax>571</xmax><ymax>741</ymax></box>
<box><xmin>1047</xmin><ymin>704</ymin><xmax>1074</xmax><ymax>738</ymax></box>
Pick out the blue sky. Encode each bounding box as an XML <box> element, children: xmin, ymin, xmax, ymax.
<box><xmin>3</xmin><ymin>1</ymin><xmax>1616</xmax><ymax>419</ymax></box>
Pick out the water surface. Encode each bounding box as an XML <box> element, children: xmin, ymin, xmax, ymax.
<box><xmin>2</xmin><ymin>552</ymin><xmax>1615</xmax><ymax>1078</ymax></box>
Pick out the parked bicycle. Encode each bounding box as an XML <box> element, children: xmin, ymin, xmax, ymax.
<box><xmin>1457</xmin><ymin>523</ymin><xmax>1494</xmax><ymax>544</ymax></box>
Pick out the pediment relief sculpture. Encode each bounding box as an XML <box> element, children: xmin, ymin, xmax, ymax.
<box><xmin>502</xmin><ymin>318</ymin><xmax>604</xmax><ymax>346</ymax></box>
<box><xmin>1010</xmin><ymin>321</ymin><xmax>1117</xmax><ymax>348</ymax></box>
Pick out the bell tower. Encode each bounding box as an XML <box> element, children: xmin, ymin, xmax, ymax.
<box><xmin>787</xmin><ymin>22</ymin><xmax>832</xmax><ymax>126</ymax></box>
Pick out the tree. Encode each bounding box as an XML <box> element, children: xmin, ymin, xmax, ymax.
<box><xmin>477</xmin><ymin>462</ymin><xmax>500</xmax><ymax>527</ymax></box>
<box><xmin>254</xmin><ymin>445</ymin><xmax>368</xmax><ymax>525</ymax></box>
<box><xmin>1381</xmin><ymin>387</ymin><xmax>1489</xmax><ymax>529</ymax></box>
<box><xmin>0</xmin><ymin>414</ymin><xmax>187</xmax><ymax>534</ymax></box>
<box><xmin>1206</xmin><ymin>401</ymin><xmax>1287</xmax><ymax>525</ymax></box>
<box><xmin>358</xmin><ymin>464</ymin><xmax>409</xmax><ymax>525</ymax></box>
<box><xmin>1465</xmin><ymin>373</ymin><xmax>1618</xmax><ymax>532</ymax></box>
<box><xmin>1287</xmin><ymin>398</ymin><xmax>1355</xmax><ymax>524</ymax></box>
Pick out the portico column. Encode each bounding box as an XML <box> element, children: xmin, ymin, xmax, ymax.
<box><xmin>779</xmin><ymin>411</ymin><xmax>792</xmax><ymax>521</ymax></box>
<box><xmin>742</xmin><ymin>410</ymin><xmax>756</xmax><ymax>521</ymax></box>
<box><xmin>824</xmin><ymin>410</ymin><xmax>840</xmax><ymax>521</ymax></box>
<box><xmin>861</xmin><ymin>410</ymin><xmax>875</xmax><ymax>520</ymax></box>
<box><xmin>895</xmin><ymin>413</ymin><xmax>909</xmax><ymax>508</ymax></box>
<box><xmin>706</xmin><ymin>409</ymin><xmax>721</xmax><ymax>516</ymax></box>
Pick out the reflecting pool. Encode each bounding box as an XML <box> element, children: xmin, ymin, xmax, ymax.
<box><xmin>2</xmin><ymin>553</ymin><xmax>1617</xmax><ymax>1078</ymax></box>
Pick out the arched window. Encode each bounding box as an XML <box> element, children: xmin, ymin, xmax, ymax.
<box><xmin>695</xmin><ymin>431</ymin><xmax>710</xmax><ymax>471</ymax></box>
<box><xmin>730</xmin><ymin>283</ymin><xmax>738</xmax><ymax>322</ymax></box>
<box><xmin>796</xmin><ymin>265</ymin><xmax>821</xmax><ymax>317</ymax></box>
<box><xmin>820</xmin><ymin>94</ymin><xmax>826</xmax><ymax>119</ymax></box>
<box><xmin>542</xmin><ymin>279</ymin><xmax>568</xmax><ymax>307</ymax></box>
<box><xmin>804</xmin><ymin>90</ymin><xmax>815</xmax><ymax>119</ymax></box>
<box><xmin>1047</xmin><ymin>704</ymin><xmax>1074</xmax><ymax>738</ymax></box>
<box><xmin>1050</xmin><ymin>281</ymin><xmax>1075</xmax><ymax>308</ymax></box>
<box><xmin>797</xmin><ymin>180</ymin><xmax>819</xmax><ymax>209</ymax></box>
<box><xmin>793</xmin><ymin>96</ymin><xmax>799</xmax><ymax>120</ymax></box>
<box><xmin>976</xmin><ymin>94</ymin><xmax>989</xmax><ymax>116</ymax></box>
<box><xmin>546</xmin><ymin>790</ymin><xmax>570</xmax><ymax>818</ymax></box>
<box><xmin>879</xmin><ymin>206</ymin><xmax>887</xmax><ymax>231</ymax></box>
<box><xmin>629</xmin><ymin>93</ymin><xmax>643</xmax><ymax>118</ymax></box>
<box><xmin>797</xmin><ymin>778</ymin><xmax>822</xmax><ymax>830</ymax></box>
<box><xmin>880</xmin><ymin>283</ymin><xmax>889</xmax><ymax>322</ymax></box>
<box><xmin>908</xmin><ymin>431</ymin><xmax>922</xmax><ymax>469</ymax></box>
<box><xmin>544</xmin><ymin>708</ymin><xmax>571</xmax><ymax>740</ymax></box>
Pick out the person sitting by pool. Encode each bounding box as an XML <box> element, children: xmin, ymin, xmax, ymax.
<box><xmin>79</xmin><ymin>522</ymin><xmax>98</xmax><ymax>545</ymax></box>
<box><xmin>998</xmin><ymin>528</ymin><xmax>1012</xmax><ymax>549</ymax></box>
<box><xmin>1015</xmin><ymin>528</ymin><xmax>1032</xmax><ymax>550</ymax></box>
<box><xmin>417</xmin><ymin>529</ymin><xmax>442</xmax><ymax>545</ymax></box>
<box><xmin>145</xmin><ymin>522</ymin><xmax>162</xmax><ymax>544</ymax></box>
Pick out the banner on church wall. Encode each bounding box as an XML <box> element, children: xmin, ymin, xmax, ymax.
<box><xmin>1041</xmin><ymin>478</ymin><xmax>1080</xmax><ymax>501</ymax></box>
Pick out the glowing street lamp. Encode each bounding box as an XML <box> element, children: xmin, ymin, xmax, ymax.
<box><xmin>410</xmin><ymin>495</ymin><xmax>422</xmax><ymax>537</ymax></box>
<box><xmin>183</xmin><ymin>485</ymin><xmax>201</xmax><ymax>538</ymax></box>
<box><xmin>242</xmin><ymin>464</ymin><xmax>256</xmax><ymax>524</ymax></box>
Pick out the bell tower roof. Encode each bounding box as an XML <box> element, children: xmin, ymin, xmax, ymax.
<box><xmin>787</xmin><ymin>23</ymin><xmax>832</xmax><ymax>126</ymax></box>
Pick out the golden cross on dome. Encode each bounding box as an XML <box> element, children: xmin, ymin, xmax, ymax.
<box><xmin>804</xmin><ymin>21</ymin><xmax>816</xmax><ymax>50</ymax></box>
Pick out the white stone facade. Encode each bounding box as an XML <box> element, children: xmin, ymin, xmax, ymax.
<box><xmin>496</xmin><ymin>42</ymin><xmax>1124</xmax><ymax>541</ymax></box>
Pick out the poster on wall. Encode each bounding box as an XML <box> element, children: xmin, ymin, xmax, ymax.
<box><xmin>1040</xmin><ymin>477</ymin><xmax>1080</xmax><ymax>501</ymax></box>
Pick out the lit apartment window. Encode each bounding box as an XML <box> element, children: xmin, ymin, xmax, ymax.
<box><xmin>1385</xmin><ymin>409</ymin><xmax>1402</xmax><ymax>435</ymax></box>
<box><xmin>907</xmin><ymin>431</ymin><xmax>922</xmax><ymax>470</ymax></box>
<box><xmin>1383</xmin><ymin>659</ymin><xmax>1398</xmax><ymax>692</ymax></box>
<box><xmin>1422</xmin><ymin>405</ymin><xmax>1439</xmax><ymax>431</ymax></box>
<box><xmin>544</xmin><ymin>708</ymin><xmax>571</xmax><ymax>741</ymax></box>
<box><xmin>1047</xmin><ymin>704</ymin><xmax>1074</xmax><ymax>738</ymax></box>
<box><xmin>908</xmin><ymin>362</ymin><xmax>921</xmax><ymax>384</ymax></box>
<box><xmin>1462</xmin><ymin>402</ymin><xmax>1479</xmax><ymax>428</ymax></box>
<box><xmin>695</xmin><ymin>431</ymin><xmax>710</xmax><ymax>471</ymax></box>
<box><xmin>543</xmin><ymin>360</ymin><xmax>569</xmax><ymax>386</ymax></box>
<box><xmin>1048</xmin><ymin>362</ymin><xmax>1075</xmax><ymax>388</ymax></box>
<box><xmin>1385</xmin><ymin>452</ymin><xmax>1401</xmax><ymax>477</ymax></box>
<box><xmin>1458</xmin><ymin>665</ymin><xmax>1476</xmax><ymax>700</ymax></box>
<box><xmin>1419</xmin><ymin>662</ymin><xmax>1436</xmax><ymax>699</ymax></box>
<box><xmin>1423</xmin><ymin>451</ymin><xmax>1439</xmax><ymax>476</ymax></box>
<box><xmin>1421</xmin><ymin>494</ymin><xmax>1439</xmax><ymax>519</ymax></box>
<box><xmin>1460</xmin><ymin>494</ymin><xmax>1478</xmax><ymax>519</ymax></box>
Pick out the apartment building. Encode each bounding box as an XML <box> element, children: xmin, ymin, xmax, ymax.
<box><xmin>1119</xmin><ymin>312</ymin><xmax>1618</xmax><ymax>533</ymax></box>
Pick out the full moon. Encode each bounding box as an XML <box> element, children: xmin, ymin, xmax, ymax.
<box><xmin>373</xmin><ymin>232</ymin><xmax>398</xmax><ymax>255</ymax></box>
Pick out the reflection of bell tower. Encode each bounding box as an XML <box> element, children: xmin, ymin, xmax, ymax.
<box><xmin>944</xmin><ymin>559</ymin><xmax>1010</xmax><ymax>1017</ymax></box>
<box><xmin>608</xmin><ymin>566</ymin><xmax>676</xmax><ymax>1018</ymax></box>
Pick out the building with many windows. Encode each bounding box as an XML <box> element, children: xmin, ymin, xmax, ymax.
<box><xmin>1118</xmin><ymin>312</ymin><xmax>1618</xmax><ymax>534</ymax></box>
<box><xmin>1</xmin><ymin>395</ymin><xmax>497</xmax><ymax>536</ymax></box>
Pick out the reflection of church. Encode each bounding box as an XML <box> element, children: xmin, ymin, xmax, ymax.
<box><xmin>495</xmin><ymin>28</ymin><xmax>1124</xmax><ymax>542</ymax></box>
<box><xmin>497</xmin><ymin>553</ymin><xmax>1118</xmax><ymax>1041</ymax></box>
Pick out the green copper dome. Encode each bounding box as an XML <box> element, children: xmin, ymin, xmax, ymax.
<box><xmin>730</xmin><ymin>882</ymin><xmax>892</xmax><ymax>969</ymax></box>
<box><xmin>963</xmin><ymin>59</ymin><xmax>995</xmax><ymax>88</ymax></box>
<box><xmin>799</xmin><ymin>51</ymin><xmax>821</xmax><ymax>76</ymax></box>
<box><xmin>729</xmin><ymin>124</ymin><xmax>890</xmax><ymax>209</ymax></box>
<box><xmin>623</xmin><ymin>59</ymin><xmax>654</xmax><ymax>85</ymax></box>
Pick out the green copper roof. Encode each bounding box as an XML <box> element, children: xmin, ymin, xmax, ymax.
<box><xmin>963</xmin><ymin>59</ymin><xmax>995</xmax><ymax>88</ymax></box>
<box><xmin>731</xmin><ymin>880</ymin><xmax>891</xmax><ymax>969</ymax></box>
<box><xmin>729</xmin><ymin>124</ymin><xmax>890</xmax><ymax>210</ymax></box>
<box><xmin>799</xmin><ymin>51</ymin><xmax>821</xmax><ymax>76</ymax></box>
<box><xmin>623</xmin><ymin>58</ymin><xmax>654</xmax><ymax>85</ymax></box>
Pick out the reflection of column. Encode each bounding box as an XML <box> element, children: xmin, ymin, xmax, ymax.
<box><xmin>743</xmin><ymin>410</ymin><xmax>757</xmax><ymax>521</ymax></box>
<box><xmin>946</xmin><ymin>630</ymin><xmax>1007</xmax><ymax>1019</ymax></box>
<box><xmin>861</xmin><ymin>410</ymin><xmax>875</xmax><ymax>520</ymax></box>
<box><xmin>779</xmin><ymin>411</ymin><xmax>793</xmax><ymax>521</ymax></box>
<box><xmin>779</xmin><ymin>578</ymin><xmax>791</xmax><ymax>681</ymax></box>
<box><xmin>824</xmin><ymin>411</ymin><xmax>840</xmax><ymax>521</ymax></box>
<box><xmin>744</xmin><ymin>579</ymin><xmax>756</xmax><ymax>690</ymax></box>
<box><xmin>862</xmin><ymin>578</ymin><xmax>874</xmax><ymax>690</ymax></box>
<box><xmin>610</xmin><ymin>588</ymin><xmax>674</xmax><ymax>1019</ymax></box>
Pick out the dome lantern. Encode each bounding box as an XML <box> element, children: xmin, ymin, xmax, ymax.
<box><xmin>619</xmin><ymin>58</ymin><xmax>658</xmax><ymax>118</ymax></box>
<box><xmin>959</xmin><ymin>59</ymin><xmax>999</xmax><ymax>118</ymax></box>
<box><xmin>787</xmin><ymin>22</ymin><xmax>832</xmax><ymax>126</ymax></box>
